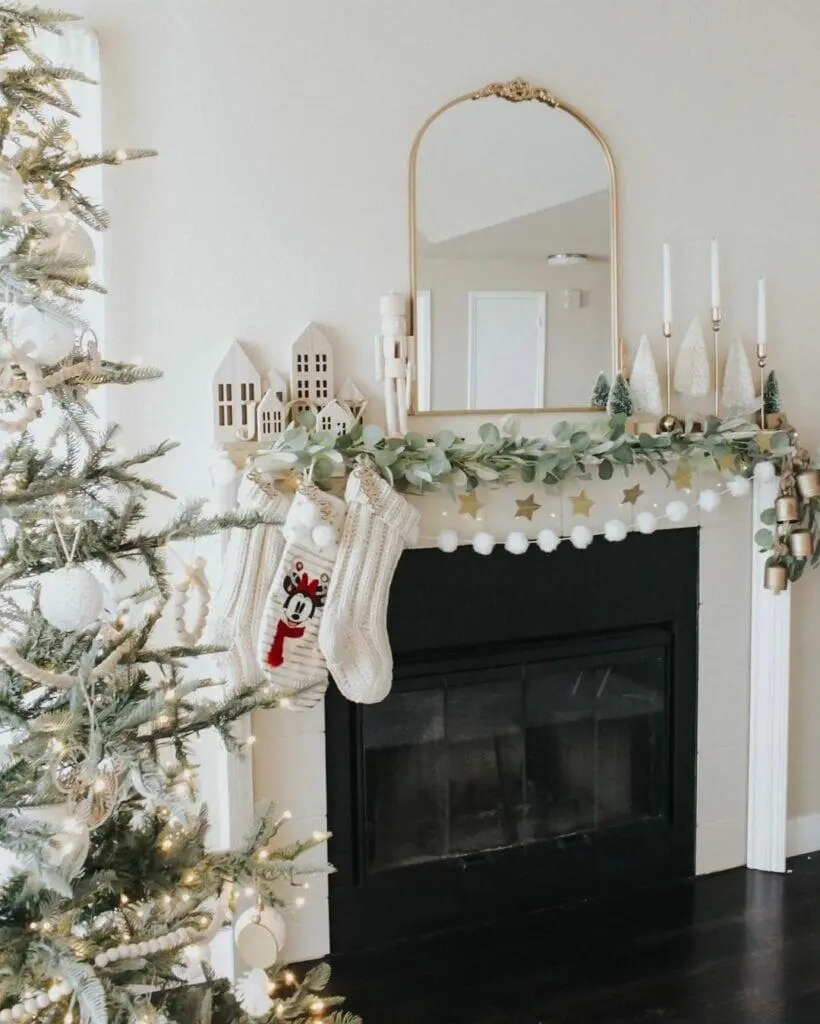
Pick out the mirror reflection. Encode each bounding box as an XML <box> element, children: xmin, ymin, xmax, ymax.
<box><xmin>413</xmin><ymin>86</ymin><xmax>616</xmax><ymax>413</ymax></box>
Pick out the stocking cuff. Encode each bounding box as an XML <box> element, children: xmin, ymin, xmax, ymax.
<box><xmin>344</xmin><ymin>463</ymin><xmax>420</xmax><ymax>544</ymax></box>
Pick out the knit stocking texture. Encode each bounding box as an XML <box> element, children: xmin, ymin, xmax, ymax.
<box><xmin>319</xmin><ymin>463</ymin><xmax>419</xmax><ymax>704</ymax></box>
<box><xmin>257</xmin><ymin>483</ymin><xmax>347</xmax><ymax>703</ymax></box>
<box><xmin>205</xmin><ymin>473</ymin><xmax>291</xmax><ymax>687</ymax></box>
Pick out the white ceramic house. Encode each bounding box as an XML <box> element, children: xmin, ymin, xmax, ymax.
<box><xmin>256</xmin><ymin>388</ymin><xmax>287</xmax><ymax>441</ymax></box>
<box><xmin>291</xmin><ymin>323</ymin><xmax>334</xmax><ymax>406</ymax></box>
<box><xmin>212</xmin><ymin>341</ymin><xmax>263</xmax><ymax>443</ymax></box>
<box><xmin>317</xmin><ymin>398</ymin><xmax>356</xmax><ymax>436</ymax></box>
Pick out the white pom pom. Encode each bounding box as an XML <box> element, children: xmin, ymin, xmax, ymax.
<box><xmin>9</xmin><ymin>305</ymin><xmax>75</xmax><ymax>365</ymax></box>
<box><xmin>754</xmin><ymin>461</ymin><xmax>776</xmax><ymax>483</ymax></box>
<box><xmin>536</xmin><ymin>529</ymin><xmax>561</xmax><ymax>553</ymax></box>
<box><xmin>39</xmin><ymin>565</ymin><xmax>104</xmax><ymax>631</ymax></box>
<box><xmin>603</xmin><ymin>519</ymin><xmax>628</xmax><ymax>542</ymax></box>
<box><xmin>570</xmin><ymin>525</ymin><xmax>593</xmax><ymax>549</ymax></box>
<box><xmin>23</xmin><ymin>1000</ymin><xmax>38</xmax><ymax>1015</ymax></box>
<box><xmin>210</xmin><ymin>451</ymin><xmax>238</xmax><ymax>487</ymax></box>
<box><xmin>237</xmin><ymin>968</ymin><xmax>274</xmax><ymax>1018</ymax></box>
<box><xmin>472</xmin><ymin>532</ymin><xmax>495</xmax><ymax>556</ymax></box>
<box><xmin>437</xmin><ymin>529</ymin><xmax>459</xmax><ymax>553</ymax></box>
<box><xmin>35</xmin><ymin>994</ymin><xmax>49</xmax><ymax>1010</ymax></box>
<box><xmin>504</xmin><ymin>531</ymin><xmax>529</xmax><ymax>555</ymax></box>
<box><xmin>665</xmin><ymin>500</ymin><xmax>689</xmax><ymax>523</ymax></box>
<box><xmin>698</xmin><ymin>488</ymin><xmax>721</xmax><ymax>512</ymax></box>
<box><xmin>635</xmin><ymin>511</ymin><xmax>658</xmax><ymax>534</ymax></box>
<box><xmin>295</xmin><ymin>497</ymin><xmax>320</xmax><ymax>528</ymax></box>
<box><xmin>47</xmin><ymin>986</ymin><xmax>63</xmax><ymax>1003</ymax></box>
<box><xmin>728</xmin><ymin>475</ymin><xmax>751</xmax><ymax>497</ymax></box>
<box><xmin>311</xmin><ymin>523</ymin><xmax>336</xmax><ymax>550</ymax></box>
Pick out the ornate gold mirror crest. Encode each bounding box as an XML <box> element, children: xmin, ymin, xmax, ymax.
<box><xmin>409</xmin><ymin>77</ymin><xmax>620</xmax><ymax>415</ymax></box>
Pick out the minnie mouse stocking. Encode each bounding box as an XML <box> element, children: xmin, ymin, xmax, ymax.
<box><xmin>257</xmin><ymin>482</ymin><xmax>346</xmax><ymax>702</ymax></box>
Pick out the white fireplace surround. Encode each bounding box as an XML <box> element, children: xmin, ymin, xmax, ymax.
<box><xmin>201</xmin><ymin>468</ymin><xmax>792</xmax><ymax>971</ymax></box>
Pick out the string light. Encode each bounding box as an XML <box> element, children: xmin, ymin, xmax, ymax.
<box><xmin>294</xmin><ymin>897</ymin><xmax>306</xmax><ymax>909</ymax></box>
<box><xmin>246</xmin><ymin>734</ymin><xmax>257</xmax><ymax>746</ymax></box>
<box><xmin>284</xmin><ymin>971</ymin><xmax>296</xmax><ymax>986</ymax></box>
<box><xmin>256</xmin><ymin>849</ymin><xmax>269</xmax><ymax>861</ymax></box>
<box><xmin>243</xmin><ymin>886</ymin><xmax>255</xmax><ymax>897</ymax></box>
<box><xmin>160</xmin><ymin>838</ymin><xmax>173</xmax><ymax>852</ymax></box>
<box><xmin>183</xmin><ymin>871</ymin><xmax>197</xmax><ymax>885</ymax></box>
<box><xmin>310</xmin><ymin>1001</ymin><xmax>325</xmax><ymax>1015</ymax></box>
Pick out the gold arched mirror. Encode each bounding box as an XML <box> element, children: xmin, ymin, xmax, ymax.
<box><xmin>409</xmin><ymin>78</ymin><xmax>619</xmax><ymax>415</ymax></box>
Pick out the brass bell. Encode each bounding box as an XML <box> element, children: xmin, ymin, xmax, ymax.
<box><xmin>775</xmin><ymin>495</ymin><xmax>800</xmax><ymax>523</ymax></box>
<box><xmin>797</xmin><ymin>470</ymin><xmax>820</xmax><ymax>500</ymax></box>
<box><xmin>657</xmin><ymin>414</ymin><xmax>683</xmax><ymax>435</ymax></box>
<box><xmin>764</xmin><ymin>562</ymin><xmax>789</xmax><ymax>593</ymax></box>
<box><xmin>789</xmin><ymin>528</ymin><xmax>814</xmax><ymax>559</ymax></box>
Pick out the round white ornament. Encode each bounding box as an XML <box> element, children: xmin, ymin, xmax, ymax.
<box><xmin>237</xmin><ymin>968</ymin><xmax>274</xmax><ymax>1018</ymax></box>
<box><xmin>570</xmin><ymin>525</ymin><xmax>593</xmax><ymax>549</ymax></box>
<box><xmin>9</xmin><ymin>306</ymin><xmax>75</xmax><ymax>365</ymax></box>
<box><xmin>603</xmin><ymin>519</ymin><xmax>628</xmax><ymax>542</ymax></box>
<box><xmin>34</xmin><ymin>211</ymin><xmax>96</xmax><ymax>268</ymax></box>
<box><xmin>536</xmin><ymin>528</ymin><xmax>560</xmax><ymax>553</ymax></box>
<box><xmin>504</xmin><ymin>531</ymin><xmax>529</xmax><ymax>555</ymax></box>
<box><xmin>635</xmin><ymin>511</ymin><xmax>658</xmax><ymax>535</ymax></box>
<box><xmin>665</xmin><ymin>500</ymin><xmax>689</xmax><ymax>523</ymax></box>
<box><xmin>40</xmin><ymin>565</ymin><xmax>104</xmax><ymax>631</ymax></box>
<box><xmin>437</xmin><ymin>529</ymin><xmax>459</xmax><ymax>553</ymax></box>
<box><xmin>0</xmin><ymin>162</ymin><xmax>24</xmax><ymax>211</ymax></box>
<box><xmin>754</xmin><ymin>461</ymin><xmax>776</xmax><ymax>484</ymax></box>
<box><xmin>234</xmin><ymin>905</ymin><xmax>286</xmax><ymax>969</ymax></box>
<box><xmin>728</xmin><ymin>475</ymin><xmax>751</xmax><ymax>498</ymax></box>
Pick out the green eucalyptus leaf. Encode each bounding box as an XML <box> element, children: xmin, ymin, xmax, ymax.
<box><xmin>770</xmin><ymin>432</ymin><xmax>790</xmax><ymax>452</ymax></box>
<box><xmin>612</xmin><ymin>445</ymin><xmax>634</xmax><ymax>464</ymax></box>
<box><xmin>553</xmin><ymin>421</ymin><xmax>573</xmax><ymax>443</ymax></box>
<box><xmin>760</xmin><ymin>508</ymin><xmax>776</xmax><ymax>526</ymax></box>
<box><xmin>478</xmin><ymin>423</ymin><xmax>500</xmax><ymax>445</ymax></box>
<box><xmin>598</xmin><ymin>459</ymin><xmax>614</xmax><ymax>481</ymax></box>
<box><xmin>474</xmin><ymin>465</ymin><xmax>499</xmax><ymax>482</ymax></box>
<box><xmin>362</xmin><ymin>424</ymin><xmax>385</xmax><ymax>447</ymax></box>
<box><xmin>570</xmin><ymin>431</ymin><xmax>590</xmax><ymax>451</ymax></box>
<box><xmin>754</xmin><ymin>528</ymin><xmax>774</xmax><ymax>550</ymax></box>
<box><xmin>521</xmin><ymin>464</ymin><xmax>536</xmax><ymax>483</ymax></box>
<box><xmin>311</xmin><ymin>456</ymin><xmax>334</xmax><ymax>482</ymax></box>
<box><xmin>374</xmin><ymin>448</ymin><xmax>398</xmax><ymax>468</ymax></box>
<box><xmin>639</xmin><ymin>433</ymin><xmax>657</xmax><ymax>449</ymax></box>
<box><xmin>435</xmin><ymin>429</ymin><xmax>456</xmax><ymax>450</ymax></box>
<box><xmin>405</xmin><ymin>432</ymin><xmax>426</xmax><ymax>450</ymax></box>
<box><xmin>298</xmin><ymin>409</ymin><xmax>316</xmax><ymax>430</ymax></box>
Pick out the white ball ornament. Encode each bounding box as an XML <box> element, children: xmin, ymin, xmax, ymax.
<box><xmin>234</xmin><ymin>905</ymin><xmax>287</xmax><ymax>970</ymax></box>
<box><xmin>23</xmin><ymin>1000</ymin><xmax>38</xmax><ymax>1015</ymax></box>
<box><xmin>635</xmin><ymin>511</ymin><xmax>658</xmax><ymax>534</ymax></box>
<box><xmin>0</xmin><ymin>162</ymin><xmax>24</xmax><ymax>211</ymax></box>
<box><xmin>754</xmin><ymin>460</ymin><xmax>776</xmax><ymax>484</ymax></box>
<box><xmin>698</xmin><ymin>488</ymin><xmax>721</xmax><ymax>513</ymax></box>
<box><xmin>504</xmin><ymin>531</ymin><xmax>529</xmax><ymax>555</ymax></box>
<box><xmin>39</xmin><ymin>565</ymin><xmax>104</xmax><ymax>631</ymax></box>
<box><xmin>34</xmin><ymin>210</ymin><xmax>96</xmax><ymax>268</ymax></box>
<box><xmin>9</xmin><ymin>305</ymin><xmax>75</xmax><ymax>365</ymax></box>
<box><xmin>728</xmin><ymin>474</ymin><xmax>751</xmax><ymax>498</ymax></box>
<box><xmin>47</xmin><ymin>986</ymin><xmax>63</xmax><ymax>1003</ymax></box>
<box><xmin>0</xmin><ymin>1007</ymin><xmax>11</xmax><ymax>1022</ymax></box>
<box><xmin>570</xmin><ymin>525</ymin><xmax>593</xmax><ymax>550</ymax></box>
<box><xmin>472</xmin><ymin>532</ymin><xmax>495</xmax><ymax>556</ymax></box>
<box><xmin>35</xmin><ymin>994</ymin><xmax>49</xmax><ymax>1010</ymax></box>
<box><xmin>603</xmin><ymin>519</ymin><xmax>628</xmax><ymax>543</ymax></box>
<box><xmin>536</xmin><ymin>528</ymin><xmax>561</xmax><ymax>553</ymax></box>
<box><xmin>11</xmin><ymin>1005</ymin><xmax>23</xmax><ymax>1020</ymax></box>
<box><xmin>665</xmin><ymin>500</ymin><xmax>689</xmax><ymax>523</ymax></box>
<box><xmin>437</xmin><ymin>529</ymin><xmax>459</xmax><ymax>553</ymax></box>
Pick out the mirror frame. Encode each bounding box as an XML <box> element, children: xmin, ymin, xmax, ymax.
<box><xmin>408</xmin><ymin>77</ymin><xmax>620</xmax><ymax>416</ymax></box>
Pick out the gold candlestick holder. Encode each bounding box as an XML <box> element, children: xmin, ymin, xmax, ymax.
<box><xmin>711</xmin><ymin>306</ymin><xmax>722</xmax><ymax>417</ymax></box>
<box><xmin>658</xmin><ymin>321</ymin><xmax>682</xmax><ymax>433</ymax></box>
<box><xmin>757</xmin><ymin>343</ymin><xmax>767</xmax><ymax>430</ymax></box>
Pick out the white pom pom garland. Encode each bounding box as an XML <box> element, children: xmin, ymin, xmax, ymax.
<box><xmin>728</xmin><ymin>474</ymin><xmax>751</xmax><ymax>497</ymax></box>
<box><xmin>472</xmin><ymin>532</ymin><xmax>495</xmax><ymax>556</ymax></box>
<box><xmin>437</xmin><ymin>529</ymin><xmax>459</xmax><ymax>553</ymax></box>
<box><xmin>635</xmin><ymin>511</ymin><xmax>658</xmax><ymax>534</ymax></box>
<box><xmin>665</xmin><ymin>500</ymin><xmax>688</xmax><ymax>523</ymax></box>
<box><xmin>40</xmin><ymin>565</ymin><xmax>104</xmax><ymax>632</ymax></box>
<box><xmin>537</xmin><ymin>529</ymin><xmax>560</xmax><ymax>553</ymax></box>
<box><xmin>504</xmin><ymin>531</ymin><xmax>529</xmax><ymax>555</ymax></box>
<box><xmin>754</xmin><ymin>461</ymin><xmax>776</xmax><ymax>483</ymax></box>
<box><xmin>698</xmin><ymin>488</ymin><xmax>721</xmax><ymax>513</ymax></box>
<box><xmin>603</xmin><ymin>519</ymin><xmax>628</xmax><ymax>542</ymax></box>
<box><xmin>311</xmin><ymin>523</ymin><xmax>336</xmax><ymax>550</ymax></box>
<box><xmin>570</xmin><ymin>525</ymin><xmax>593</xmax><ymax>549</ymax></box>
<box><xmin>172</xmin><ymin>557</ymin><xmax>210</xmax><ymax>646</ymax></box>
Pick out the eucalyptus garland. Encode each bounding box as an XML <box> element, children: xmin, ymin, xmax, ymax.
<box><xmin>262</xmin><ymin>411</ymin><xmax>814</xmax><ymax>587</ymax></box>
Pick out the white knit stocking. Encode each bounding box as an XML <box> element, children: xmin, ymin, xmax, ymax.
<box><xmin>205</xmin><ymin>473</ymin><xmax>291</xmax><ymax>688</ymax></box>
<box><xmin>257</xmin><ymin>483</ymin><xmax>347</xmax><ymax>702</ymax></box>
<box><xmin>319</xmin><ymin>462</ymin><xmax>419</xmax><ymax>704</ymax></box>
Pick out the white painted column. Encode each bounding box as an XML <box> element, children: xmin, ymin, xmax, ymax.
<box><xmin>746</xmin><ymin>474</ymin><xmax>792</xmax><ymax>872</ymax></box>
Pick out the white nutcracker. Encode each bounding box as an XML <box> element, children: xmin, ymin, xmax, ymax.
<box><xmin>375</xmin><ymin>292</ymin><xmax>414</xmax><ymax>437</ymax></box>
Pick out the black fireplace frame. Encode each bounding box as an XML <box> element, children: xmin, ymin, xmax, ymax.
<box><xmin>325</xmin><ymin>530</ymin><xmax>699</xmax><ymax>953</ymax></box>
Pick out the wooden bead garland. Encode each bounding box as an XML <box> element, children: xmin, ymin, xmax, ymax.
<box><xmin>172</xmin><ymin>556</ymin><xmax>210</xmax><ymax>646</ymax></box>
<box><xmin>0</xmin><ymin>352</ymin><xmax>44</xmax><ymax>432</ymax></box>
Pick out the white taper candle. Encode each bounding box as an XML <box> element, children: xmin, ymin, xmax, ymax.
<box><xmin>757</xmin><ymin>277</ymin><xmax>767</xmax><ymax>348</ymax></box>
<box><xmin>662</xmin><ymin>242</ymin><xmax>672</xmax><ymax>325</ymax></box>
<box><xmin>711</xmin><ymin>238</ymin><xmax>721</xmax><ymax>309</ymax></box>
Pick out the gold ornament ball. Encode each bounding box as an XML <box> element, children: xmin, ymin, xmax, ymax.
<box><xmin>657</xmin><ymin>414</ymin><xmax>683</xmax><ymax>435</ymax></box>
<box><xmin>763</xmin><ymin>562</ymin><xmax>789</xmax><ymax>593</ymax></box>
<box><xmin>796</xmin><ymin>469</ymin><xmax>820</xmax><ymax>500</ymax></box>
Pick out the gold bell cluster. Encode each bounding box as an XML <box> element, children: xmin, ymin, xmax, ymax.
<box><xmin>764</xmin><ymin>459</ymin><xmax>820</xmax><ymax>593</ymax></box>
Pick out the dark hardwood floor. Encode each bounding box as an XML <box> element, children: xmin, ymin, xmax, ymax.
<box><xmin>330</xmin><ymin>855</ymin><xmax>820</xmax><ymax>1023</ymax></box>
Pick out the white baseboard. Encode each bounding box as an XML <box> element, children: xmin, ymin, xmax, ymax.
<box><xmin>786</xmin><ymin>813</ymin><xmax>820</xmax><ymax>858</ymax></box>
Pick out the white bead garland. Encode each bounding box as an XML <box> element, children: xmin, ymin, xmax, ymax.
<box><xmin>0</xmin><ymin>351</ymin><xmax>44</xmax><ymax>432</ymax></box>
<box><xmin>172</xmin><ymin>556</ymin><xmax>210</xmax><ymax>646</ymax></box>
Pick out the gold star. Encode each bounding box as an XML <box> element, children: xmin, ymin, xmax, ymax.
<box><xmin>755</xmin><ymin>430</ymin><xmax>773</xmax><ymax>452</ymax></box>
<box><xmin>621</xmin><ymin>483</ymin><xmax>644</xmax><ymax>506</ymax></box>
<box><xmin>718</xmin><ymin>453</ymin><xmax>737</xmax><ymax>472</ymax></box>
<box><xmin>278</xmin><ymin>469</ymin><xmax>302</xmax><ymax>494</ymax></box>
<box><xmin>458</xmin><ymin>491</ymin><xmax>484</xmax><ymax>519</ymax></box>
<box><xmin>570</xmin><ymin>490</ymin><xmax>595</xmax><ymax>517</ymax></box>
<box><xmin>515</xmin><ymin>494</ymin><xmax>542</xmax><ymax>521</ymax></box>
<box><xmin>671</xmin><ymin>465</ymin><xmax>693</xmax><ymax>491</ymax></box>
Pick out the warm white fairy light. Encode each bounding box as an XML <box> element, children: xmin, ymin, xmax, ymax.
<box><xmin>294</xmin><ymin>897</ymin><xmax>306</xmax><ymax>909</ymax></box>
<box><xmin>243</xmin><ymin>886</ymin><xmax>255</xmax><ymax>897</ymax></box>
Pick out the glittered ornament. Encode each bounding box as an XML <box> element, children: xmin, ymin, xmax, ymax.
<box><xmin>9</xmin><ymin>305</ymin><xmax>75</xmax><ymax>365</ymax></box>
<box><xmin>32</xmin><ymin>209</ymin><xmax>96</xmax><ymax>268</ymax></box>
<box><xmin>39</xmin><ymin>565</ymin><xmax>104</xmax><ymax>631</ymax></box>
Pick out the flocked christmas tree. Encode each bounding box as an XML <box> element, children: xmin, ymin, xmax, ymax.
<box><xmin>590</xmin><ymin>371</ymin><xmax>610</xmax><ymax>410</ymax></box>
<box><xmin>0</xmin><ymin>6</ymin><xmax>356</xmax><ymax>1023</ymax></box>
<box><xmin>763</xmin><ymin>369</ymin><xmax>781</xmax><ymax>417</ymax></box>
<box><xmin>607</xmin><ymin>373</ymin><xmax>633</xmax><ymax>417</ymax></box>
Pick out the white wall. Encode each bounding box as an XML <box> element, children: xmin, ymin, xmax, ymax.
<box><xmin>69</xmin><ymin>0</ymin><xmax>820</xmax><ymax>821</ymax></box>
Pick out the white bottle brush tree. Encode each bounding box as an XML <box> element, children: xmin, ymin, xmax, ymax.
<box><xmin>628</xmin><ymin>335</ymin><xmax>663</xmax><ymax>416</ymax></box>
<box><xmin>0</xmin><ymin>6</ymin><xmax>358</xmax><ymax>1024</ymax></box>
